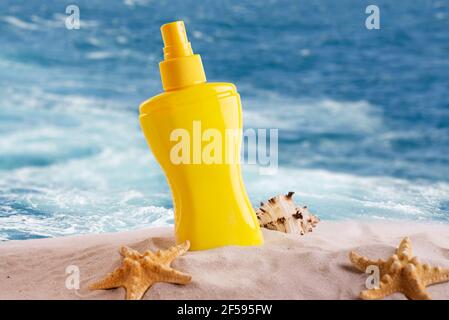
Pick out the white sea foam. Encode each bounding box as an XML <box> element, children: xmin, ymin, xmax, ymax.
<box><xmin>1</xmin><ymin>14</ymin><xmax>99</xmax><ymax>31</ymax></box>
<box><xmin>1</xmin><ymin>16</ymin><xmax>39</xmax><ymax>30</ymax></box>
<box><xmin>85</xmin><ymin>49</ymin><xmax>146</xmax><ymax>61</ymax></box>
<box><xmin>243</xmin><ymin>93</ymin><xmax>382</xmax><ymax>134</ymax></box>
<box><xmin>85</xmin><ymin>51</ymin><xmax>117</xmax><ymax>60</ymax></box>
<box><xmin>243</xmin><ymin>165</ymin><xmax>449</xmax><ymax>222</ymax></box>
<box><xmin>123</xmin><ymin>0</ymin><xmax>152</xmax><ymax>7</ymax></box>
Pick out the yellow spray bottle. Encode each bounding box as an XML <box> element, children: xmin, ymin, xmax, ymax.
<box><xmin>139</xmin><ymin>21</ymin><xmax>263</xmax><ymax>250</ymax></box>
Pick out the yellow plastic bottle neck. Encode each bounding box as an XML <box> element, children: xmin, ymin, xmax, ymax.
<box><xmin>159</xmin><ymin>21</ymin><xmax>206</xmax><ymax>91</ymax></box>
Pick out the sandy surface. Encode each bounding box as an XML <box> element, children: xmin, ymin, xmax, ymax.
<box><xmin>1</xmin><ymin>220</ymin><xmax>449</xmax><ymax>300</ymax></box>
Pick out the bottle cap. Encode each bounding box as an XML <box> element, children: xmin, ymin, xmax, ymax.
<box><xmin>159</xmin><ymin>21</ymin><xmax>206</xmax><ymax>91</ymax></box>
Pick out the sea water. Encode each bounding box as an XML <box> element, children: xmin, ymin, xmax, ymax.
<box><xmin>0</xmin><ymin>0</ymin><xmax>448</xmax><ymax>240</ymax></box>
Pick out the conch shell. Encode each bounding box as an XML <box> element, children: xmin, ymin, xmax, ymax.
<box><xmin>256</xmin><ymin>192</ymin><xmax>319</xmax><ymax>235</ymax></box>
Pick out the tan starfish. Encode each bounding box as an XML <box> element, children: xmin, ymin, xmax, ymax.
<box><xmin>349</xmin><ymin>237</ymin><xmax>449</xmax><ymax>300</ymax></box>
<box><xmin>89</xmin><ymin>241</ymin><xmax>192</xmax><ymax>300</ymax></box>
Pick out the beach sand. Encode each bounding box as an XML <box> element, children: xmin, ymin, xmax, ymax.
<box><xmin>1</xmin><ymin>221</ymin><xmax>449</xmax><ymax>300</ymax></box>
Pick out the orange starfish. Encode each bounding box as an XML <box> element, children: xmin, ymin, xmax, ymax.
<box><xmin>89</xmin><ymin>241</ymin><xmax>191</xmax><ymax>300</ymax></box>
<box><xmin>350</xmin><ymin>237</ymin><xmax>449</xmax><ymax>300</ymax></box>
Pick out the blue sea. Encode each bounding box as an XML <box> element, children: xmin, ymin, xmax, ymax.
<box><xmin>1</xmin><ymin>0</ymin><xmax>448</xmax><ymax>240</ymax></box>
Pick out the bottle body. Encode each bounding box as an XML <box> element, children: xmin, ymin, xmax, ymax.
<box><xmin>139</xmin><ymin>82</ymin><xmax>263</xmax><ymax>250</ymax></box>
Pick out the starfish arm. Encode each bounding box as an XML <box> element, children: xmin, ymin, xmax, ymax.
<box><xmin>380</xmin><ymin>254</ymin><xmax>401</xmax><ymax>275</ymax></box>
<box><xmin>421</xmin><ymin>264</ymin><xmax>449</xmax><ymax>286</ymax></box>
<box><xmin>158</xmin><ymin>267</ymin><xmax>192</xmax><ymax>284</ymax></box>
<box><xmin>156</xmin><ymin>241</ymin><xmax>190</xmax><ymax>265</ymax></box>
<box><xmin>396</xmin><ymin>237</ymin><xmax>413</xmax><ymax>260</ymax></box>
<box><xmin>89</xmin><ymin>257</ymin><xmax>137</xmax><ymax>290</ymax></box>
<box><xmin>120</xmin><ymin>246</ymin><xmax>142</xmax><ymax>259</ymax></box>
<box><xmin>89</xmin><ymin>267</ymin><xmax>125</xmax><ymax>290</ymax></box>
<box><xmin>122</xmin><ymin>259</ymin><xmax>150</xmax><ymax>300</ymax></box>
<box><xmin>360</xmin><ymin>276</ymin><xmax>399</xmax><ymax>300</ymax></box>
<box><xmin>403</xmin><ymin>264</ymin><xmax>431</xmax><ymax>300</ymax></box>
<box><xmin>143</xmin><ymin>257</ymin><xmax>192</xmax><ymax>284</ymax></box>
<box><xmin>349</xmin><ymin>251</ymin><xmax>382</xmax><ymax>272</ymax></box>
<box><xmin>142</xmin><ymin>250</ymin><xmax>159</xmax><ymax>261</ymax></box>
<box><xmin>126</xmin><ymin>288</ymin><xmax>146</xmax><ymax>300</ymax></box>
<box><xmin>125</xmin><ymin>279</ymin><xmax>156</xmax><ymax>300</ymax></box>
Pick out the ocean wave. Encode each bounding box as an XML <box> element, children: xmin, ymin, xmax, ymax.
<box><xmin>0</xmin><ymin>85</ymin><xmax>447</xmax><ymax>241</ymax></box>
<box><xmin>2</xmin><ymin>156</ymin><xmax>448</xmax><ymax>241</ymax></box>
<box><xmin>0</xmin><ymin>13</ymin><xmax>99</xmax><ymax>33</ymax></box>
<box><xmin>0</xmin><ymin>204</ymin><xmax>173</xmax><ymax>241</ymax></box>
<box><xmin>1</xmin><ymin>16</ymin><xmax>39</xmax><ymax>30</ymax></box>
<box><xmin>123</xmin><ymin>0</ymin><xmax>152</xmax><ymax>7</ymax></box>
<box><xmin>243</xmin><ymin>166</ymin><xmax>449</xmax><ymax>223</ymax></box>
<box><xmin>85</xmin><ymin>51</ymin><xmax>117</xmax><ymax>60</ymax></box>
<box><xmin>85</xmin><ymin>49</ymin><xmax>137</xmax><ymax>60</ymax></box>
<box><xmin>243</xmin><ymin>93</ymin><xmax>382</xmax><ymax>134</ymax></box>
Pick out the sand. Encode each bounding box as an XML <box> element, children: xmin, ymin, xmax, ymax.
<box><xmin>1</xmin><ymin>220</ymin><xmax>449</xmax><ymax>300</ymax></box>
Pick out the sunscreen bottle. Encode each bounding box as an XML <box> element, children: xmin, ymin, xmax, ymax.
<box><xmin>139</xmin><ymin>21</ymin><xmax>263</xmax><ymax>250</ymax></box>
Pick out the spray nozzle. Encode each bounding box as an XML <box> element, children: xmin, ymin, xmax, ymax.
<box><xmin>159</xmin><ymin>21</ymin><xmax>206</xmax><ymax>91</ymax></box>
<box><xmin>161</xmin><ymin>21</ymin><xmax>194</xmax><ymax>60</ymax></box>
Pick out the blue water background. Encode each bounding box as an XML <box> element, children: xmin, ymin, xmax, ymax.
<box><xmin>1</xmin><ymin>0</ymin><xmax>449</xmax><ymax>240</ymax></box>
